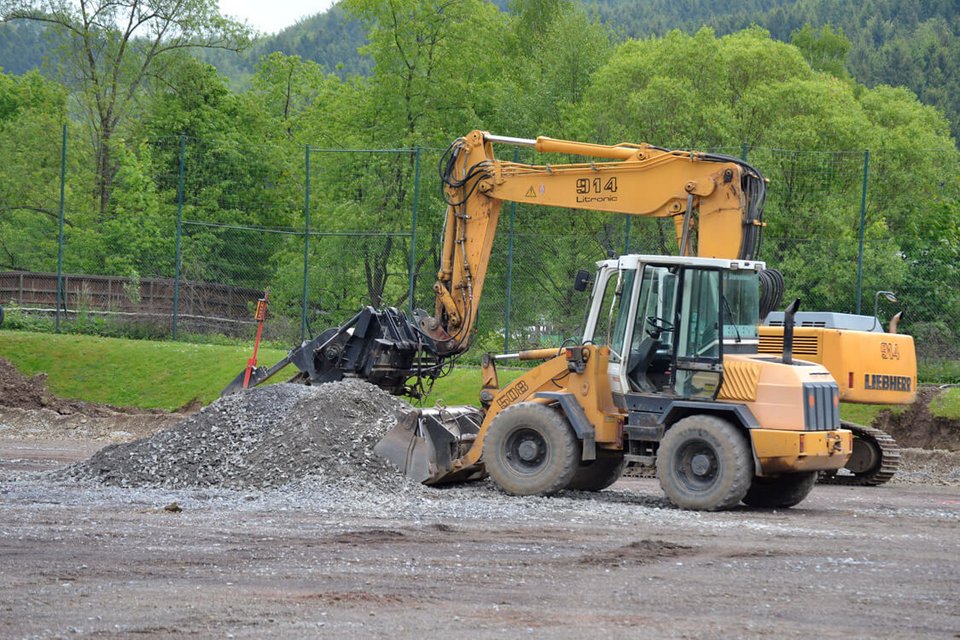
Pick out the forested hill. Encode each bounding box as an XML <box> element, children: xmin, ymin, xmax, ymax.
<box><xmin>592</xmin><ymin>0</ymin><xmax>960</xmax><ymax>140</ymax></box>
<box><xmin>1</xmin><ymin>0</ymin><xmax>959</xmax><ymax>139</ymax></box>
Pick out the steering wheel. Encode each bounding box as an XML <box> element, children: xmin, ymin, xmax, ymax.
<box><xmin>645</xmin><ymin>315</ymin><xmax>674</xmax><ymax>338</ymax></box>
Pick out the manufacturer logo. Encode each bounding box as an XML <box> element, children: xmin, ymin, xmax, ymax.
<box><xmin>863</xmin><ymin>374</ymin><xmax>912</xmax><ymax>392</ymax></box>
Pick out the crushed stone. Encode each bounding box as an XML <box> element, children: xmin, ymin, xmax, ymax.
<box><xmin>55</xmin><ymin>381</ymin><xmax>421</xmax><ymax>491</ymax></box>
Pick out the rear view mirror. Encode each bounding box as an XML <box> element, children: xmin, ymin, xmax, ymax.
<box><xmin>573</xmin><ymin>269</ymin><xmax>592</xmax><ymax>292</ymax></box>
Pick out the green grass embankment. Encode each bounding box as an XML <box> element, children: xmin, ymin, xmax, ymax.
<box><xmin>0</xmin><ymin>330</ymin><xmax>525</xmax><ymax>411</ymax></box>
<box><xmin>0</xmin><ymin>331</ymin><xmax>289</xmax><ymax>410</ymax></box>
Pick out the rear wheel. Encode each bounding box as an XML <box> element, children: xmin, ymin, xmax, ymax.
<box><xmin>656</xmin><ymin>415</ymin><xmax>752</xmax><ymax>511</ymax></box>
<box><xmin>742</xmin><ymin>472</ymin><xmax>818</xmax><ymax>508</ymax></box>
<box><xmin>484</xmin><ymin>403</ymin><xmax>579</xmax><ymax>496</ymax></box>
<box><xmin>567</xmin><ymin>449</ymin><xmax>626</xmax><ymax>491</ymax></box>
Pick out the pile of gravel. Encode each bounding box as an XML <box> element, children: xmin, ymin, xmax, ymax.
<box><xmin>56</xmin><ymin>381</ymin><xmax>419</xmax><ymax>491</ymax></box>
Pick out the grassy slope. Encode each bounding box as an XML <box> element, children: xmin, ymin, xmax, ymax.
<box><xmin>929</xmin><ymin>389</ymin><xmax>960</xmax><ymax>420</ymax></box>
<box><xmin>0</xmin><ymin>331</ymin><xmax>289</xmax><ymax>410</ymax></box>
<box><xmin>1</xmin><ymin>330</ymin><xmax>954</xmax><ymax>419</ymax></box>
<box><xmin>0</xmin><ymin>330</ymin><xmax>523</xmax><ymax>411</ymax></box>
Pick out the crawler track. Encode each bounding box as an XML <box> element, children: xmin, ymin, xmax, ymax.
<box><xmin>819</xmin><ymin>422</ymin><xmax>900</xmax><ymax>486</ymax></box>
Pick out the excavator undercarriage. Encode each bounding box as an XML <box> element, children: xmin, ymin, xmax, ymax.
<box><xmin>819</xmin><ymin>422</ymin><xmax>901</xmax><ymax>486</ymax></box>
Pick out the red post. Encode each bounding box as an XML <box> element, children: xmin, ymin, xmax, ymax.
<box><xmin>242</xmin><ymin>289</ymin><xmax>270</xmax><ymax>389</ymax></box>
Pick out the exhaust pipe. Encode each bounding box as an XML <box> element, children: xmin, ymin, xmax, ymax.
<box><xmin>888</xmin><ymin>310</ymin><xmax>904</xmax><ymax>334</ymax></box>
<box><xmin>782</xmin><ymin>298</ymin><xmax>801</xmax><ymax>365</ymax></box>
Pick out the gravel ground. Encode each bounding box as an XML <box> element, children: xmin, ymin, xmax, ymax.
<box><xmin>1</xmin><ymin>379</ymin><xmax>959</xmax><ymax>639</ymax></box>
<box><xmin>1</xmin><ymin>467</ymin><xmax>959</xmax><ymax>639</ymax></box>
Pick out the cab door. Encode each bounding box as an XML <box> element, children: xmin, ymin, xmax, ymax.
<box><xmin>672</xmin><ymin>267</ymin><xmax>724</xmax><ymax>398</ymax></box>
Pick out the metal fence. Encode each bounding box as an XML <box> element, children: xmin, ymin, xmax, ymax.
<box><xmin>1</xmin><ymin>127</ymin><xmax>957</xmax><ymax>362</ymax></box>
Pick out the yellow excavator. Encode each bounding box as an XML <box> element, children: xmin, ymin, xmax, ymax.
<box><xmin>225</xmin><ymin>131</ymin><xmax>864</xmax><ymax>510</ymax></box>
<box><xmin>759</xmin><ymin>310</ymin><xmax>914</xmax><ymax>485</ymax></box>
<box><xmin>229</xmin><ymin>130</ymin><xmax>911</xmax><ymax>509</ymax></box>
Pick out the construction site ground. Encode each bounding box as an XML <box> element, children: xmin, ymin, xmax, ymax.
<box><xmin>1</xmin><ymin>360</ymin><xmax>959</xmax><ymax>639</ymax></box>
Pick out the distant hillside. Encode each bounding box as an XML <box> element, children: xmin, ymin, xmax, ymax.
<box><xmin>591</xmin><ymin>0</ymin><xmax>960</xmax><ymax>139</ymax></box>
<box><xmin>0</xmin><ymin>21</ymin><xmax>52</xmax><ymax>75</ymax></box>
<box><xmin>3</xmin><ymin>0</ymin><xmax>959</xmax><ymax>139</ymax></box>
<box><xmin>198</xmin><ymin>4</ymin><xmax>371</xmax><ymax>85</ymax></box>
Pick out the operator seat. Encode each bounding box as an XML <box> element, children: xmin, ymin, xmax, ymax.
<box><xmin>627</xmin><ymin>336</ymin><xmax>660</xmax><ymax>392</ymax></box>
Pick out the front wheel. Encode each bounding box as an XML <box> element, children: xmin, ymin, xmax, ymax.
<box><xmin>484</xmin><ymin>403</ymin><xmax>579</xmax><ymax>496</ymax></box>
<box><xmin>656</xmin><ymin>415</ymin><xmax>753</xmax><ymax>511</ymax></box>
<box><xmin>742</xmin><ymin>472</ymin><xmax>818</xmax><ymax>508</ymax></box>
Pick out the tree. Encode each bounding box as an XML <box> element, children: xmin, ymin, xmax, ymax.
<box><xmin>573</xmin><ymin>27</ymin><xmax>960</xmax><ymax>325</ymax></box>
<box><xmin>790</xmin><ymin>24</ymin><xmax>851</xmax><ymax>78</ymax></box>
<box><xmin>0</xmin><ymin>69</ymin><xmax>68</xmax><ymax>271</ymax></box>
<box><xmin>0</xmin><ymin>0</ymin><xmax>250</xmax><ymax>215</ymax></box>
<box><xmin>319</xmin><ymin>0</ymin><xmax>508</xmax><ymax>311</ymax></box>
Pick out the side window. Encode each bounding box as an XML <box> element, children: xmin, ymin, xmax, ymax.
<box><xmin>585</xmin><ymin>269</ymin><xmax>615</xmax><ymax>346</ymax></box>
<box><xmin>722</xmin><ymin>271</ymin><xmax>760</xmax><ymax>340</ymax></box>
<box><xmin>677</xmin><ymin>269</ymin><xmax>721</xmax><ymax>359</ymax></box>
<box><xmin>630</xmin><ymin>266</ymin><xmax>678</xmax><ymax>352</ymax></box>
<box><xmin>606</xmin><ymin>269</ymin><xmax>636</xmax><ymax>363</ymax></box>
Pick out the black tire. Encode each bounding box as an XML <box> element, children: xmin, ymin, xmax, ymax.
<box><xmin>656</xmin><ymin>415</ymin><xmax>753</xmax><ymax>511</ymax></box>
<box><xmin>742</xmin><ymin>472</ymin><xmax>818</xmax><ymax>508</ymax></box>
<box><xmin>567</xmin><ymin>449</ymin><xmax>627</xmax><ymax>491</ymax></box>
<box><xmin>484</xmin><ymin>402</ymin><xmax>579</xmax><ymax>496</ymax></box>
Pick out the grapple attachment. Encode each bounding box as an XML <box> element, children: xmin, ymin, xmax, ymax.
<box><xmin>374</xmin><ymin>406</ymin><xmax>486</xmax><ymax>485</ymax></box>
<box><xmin>221</xmin><ymin>306</ymin><xmax>447</xmax><ymax>398</ymax></box>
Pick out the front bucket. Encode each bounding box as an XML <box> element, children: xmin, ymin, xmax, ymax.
<box><xmin>374</xmin><ymin>406</ymin><xmax>485</xmax><ymax>485</ymax></box>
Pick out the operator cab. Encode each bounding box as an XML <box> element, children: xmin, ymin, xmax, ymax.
<box><xmin>582</xmin><ymin>254</ymin><xmax>764</xmax><ymax>402</ymax></box>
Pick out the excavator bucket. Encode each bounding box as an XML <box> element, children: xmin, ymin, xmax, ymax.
<box><xmin>374</xmin><ymin>406</ymin><xmax>486</xmax><ymax>485</ymax></box>
<box><xmin>221</xmin><ymin>366</ymin><xmax>273</xmax><ymax>396</ymax></box>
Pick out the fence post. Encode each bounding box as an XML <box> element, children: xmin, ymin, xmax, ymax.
<box><xmin>623</xmin><ymin>217</ymin><xmax>631</xmax><ymax>255</ymax></box>
<box><xmin>55</xmin><ymin>124</ymin><xmax>66</xmax><ymax>334</ymax></box>
<box><xmin>504</xmin><ymin>148</ymin><xmax>519</xmax><ymax>353</ymax></box>
<box><xmin>408</xmin><ymin>146</ymin><xmax>421</xmax><ymax>315</ymax></box>
<box><xmin>741</xmin><ymin>143</ymin><xmax>748</xmax><ymax>162</ymax></box>
<box><xmin>301</xmin><ymin>144</ymin><xmax>311</xmax><ymax>341</ymax></box>
<box><xmin>172</xmin><ymin>133</ymin><xmax>186</xmax><ymax>340</ymax></box>
<box><xmin>856</xmin><ymin>149</ymin><xmax>869</xmax><ymax>314</ymax></box>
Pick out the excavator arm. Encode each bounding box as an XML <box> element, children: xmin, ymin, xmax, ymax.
<box><xmin>225</xmin><ymin>130</ymin><xmax>768</xmax><ymax>397</ymax></box>
<box><xmin>424</xmin><ymin>130</ymin><xmax>766</xmax><ymax>356</ymax></box>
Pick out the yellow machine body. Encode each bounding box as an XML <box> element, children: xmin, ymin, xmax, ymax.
<box><xmin>758</xmin><ymin>326</ymin><xmax>917</xmax><ymax>405</ymax></box>
<box><xmin>441</xmin><ymin>347</ymin><xmax>852</xmax><ymax>481</ymax></box>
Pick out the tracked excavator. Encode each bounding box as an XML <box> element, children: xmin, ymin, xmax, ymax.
<box><xmin>227</xmin><ymin>130</ymin><xmax>920</xmax><ymax>509</ymax></box>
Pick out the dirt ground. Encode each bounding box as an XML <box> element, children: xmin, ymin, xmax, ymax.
<box><xmin>1</xmin><ymin>361</ymin><xmax>959</xmax><ymax>639</ymax></box>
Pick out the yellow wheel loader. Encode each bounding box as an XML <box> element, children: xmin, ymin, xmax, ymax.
<box><xmin>227</xmin><ymin>130</ymin><xmax>921</xmax><ymax>509</ymax></box>
<box><xmin>378</xmin><ymin>253</ymin><xmax>851</xmax><ymax>510</ymax></box>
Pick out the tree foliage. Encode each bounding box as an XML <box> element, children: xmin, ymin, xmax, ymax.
<box><xmin>0</xmin><ymin>5</ymin><xmax>957</xmax><ymax>351</ymax></box>
<box><xmin>1</xmin><ymin>0</ymin><xmax>250</xmax><ymax>213</ymax></box>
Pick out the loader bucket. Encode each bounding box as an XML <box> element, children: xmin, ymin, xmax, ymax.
<box><xmin>374</xmin><ymin>406</ymin><xmax>486</xmax><ymax>485</ymax></box>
